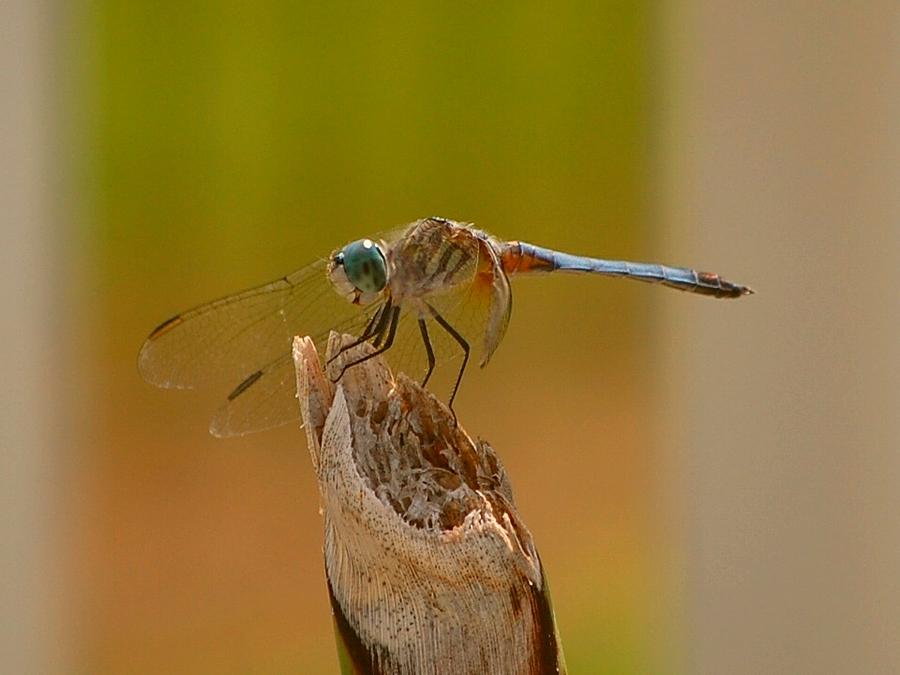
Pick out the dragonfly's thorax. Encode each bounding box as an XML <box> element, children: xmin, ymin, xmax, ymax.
<box><xmin>386</xmin><ymin>218</ymin><xmax>491</xmax><ymax>302</ymax></box>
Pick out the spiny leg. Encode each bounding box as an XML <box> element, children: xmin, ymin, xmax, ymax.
<box><xmin>327</xmin><ymin>298</ymin><xmax>391</xmax><ymax>365</ymax></box>
<box><xmin>373</xmin><ymin>311</ymin><xmax>390</xmax><ymax>349</ymax></box>
<box><xmin>418</xmin><ymin>317</ymin><xmax>436</xmax><ymax>387</ymax></box>
<box><xmin>334</xmin><ymin>305</ymin><xmax>400</xmax><ymax>381</ymax></box>
<box><xmin>426</xmin><ymin>303</ymin><xmax>469</xmax><ymax>413</ymax></box>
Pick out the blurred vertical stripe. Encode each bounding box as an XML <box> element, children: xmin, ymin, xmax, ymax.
<box><xmin>659</xmin><ymin>2</ymin><xmax>900</xmax><ymax>674</ymax></box>
<box><xmin>0</xmin><ymin>1</ymin><xmax>66</xmax><ymax>672</ymax></box>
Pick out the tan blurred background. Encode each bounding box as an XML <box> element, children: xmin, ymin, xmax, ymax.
<box><xmin>1</xmin><ymin>2</ymin><xmax>897</xmax><ymax>674</ymax></box>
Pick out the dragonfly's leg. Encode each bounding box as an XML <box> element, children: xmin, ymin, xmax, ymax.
<box><xmin>372</xmin><ymin>298</ymin><xmax>397</xmax><ymax>349</ymax></box>
<box><xmin>359</xmin><ymin>301</ymin><xmax>387</xmax><ymax>340</ymax></box>
<box><xmin>418</xmin><ymin>318</ymin><xmax>436</xmax><ymax>387</ymax></box>
<box><xmin>333</xmin><ymin>306</ymin><xmax>400</xmax><ymax>381</ymax></box>
<box><xmin>372</xmin><ymin>319</ymin><xmax>388</xmax><ymax>349</ymax></box>
<box><xmin>327</xmin><ymin>299</ymin><xmax>390</xmax><ymax>365</ymax></box>
<box><xmin>426</xmin><ymin>303</ymin><xmax>469</xmax><ymax>414</ymax></box>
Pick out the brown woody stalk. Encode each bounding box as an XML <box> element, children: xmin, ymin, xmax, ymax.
<box><xmin>293</xmin><ymin>333</ymin><xmax>566</xmax><ymax>675</ymax></box>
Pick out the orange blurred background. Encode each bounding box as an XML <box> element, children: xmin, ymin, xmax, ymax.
<box><xmin>2</xmin><ymin>2</ymin><xmax>897</xmax><ymax>674</ymax></box>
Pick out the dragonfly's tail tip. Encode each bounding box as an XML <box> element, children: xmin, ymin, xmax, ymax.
<box><xmin>719</xmin><ymin>284</ymin><xmax>754</xmax><ymax>299</ymax></box>
<box><xmin>727</xmin><ymin>284</ymin><xmax>754</xmax><ymax>297</ymax></box>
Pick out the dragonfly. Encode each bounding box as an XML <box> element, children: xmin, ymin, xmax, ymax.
<box><xmin>139</xmin><ymin>216</ymin><xmax>753</xmax><ymax>437</ymax></box>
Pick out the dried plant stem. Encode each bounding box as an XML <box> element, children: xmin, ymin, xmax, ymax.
<box><xmin>293</xmin><ymin>333</ymin><xmax>566</xmax><ymax>675</ymax></box>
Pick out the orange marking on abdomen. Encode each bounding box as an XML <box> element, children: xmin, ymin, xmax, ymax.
<box><xmin>500</xmin><ymin>243</ymin><xmax>554</xmax><ymax>274</ymax></box>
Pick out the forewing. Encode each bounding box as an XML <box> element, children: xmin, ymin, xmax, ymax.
<box><xmin>139</xmin><ymin>258</ymin><xmax>380</xmax><ymax>436</ymax></box>
<box><xmin>138</xmin><ymin>259</ymin><xmax>361</xmax><ymax>390</ymax></box>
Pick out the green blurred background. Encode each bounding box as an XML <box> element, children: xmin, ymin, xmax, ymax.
<box><xmin>4</xmin><ymin>2</ymin><xmax>899</xmax><ymax>674</ymax></box>
<box><xmin>88</xmin><ymin>4</ymin><xmax>657</xmax><ymax>673</ymax></box>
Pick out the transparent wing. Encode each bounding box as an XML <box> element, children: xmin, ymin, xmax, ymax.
<box><xmin>421</xmin><ymin>231</ymin><xmax>511</xmax><ymax>368</ymax></box>
<box><xmin>206</xmin><ymin>305</ymin><xmax>373</xmax><ymax>437</ymax></box>
<box><xmin>139</xmin><ymin>259</ymin><xmax>358</xmax><ymax>389</ymax></box>
<box><xmin>209</xmin><ymin>352</ymin><xmax>299</xmax><ymax>437</ymax></box>
<box><xmin>138</xmin><ymin>259</ymin><xmax>374</xmax><ymax>436</ymax></box>
<box><xmin>425</xmin><ymin>265</ymin><xmax>509</xmax><ymax>366</ymax></box>
<box><xmin>383</xmin><ymin>242</ymin><xmax>511</xmax><ymax>403</ymax></box>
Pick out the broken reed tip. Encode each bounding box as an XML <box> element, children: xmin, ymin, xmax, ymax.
<box><xmin>292</xmin><ymin>332</ymin><xmax>567</xmax><ymax>675</ymax></box>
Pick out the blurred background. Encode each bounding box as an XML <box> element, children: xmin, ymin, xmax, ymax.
<box><xmin>2</xmin><ymin>2</ymin><xmax>897</xmax><ymax>674</ymax></box>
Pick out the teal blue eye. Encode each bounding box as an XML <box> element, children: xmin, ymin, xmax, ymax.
<box><xmin>340</xmin><ymin>239</ymin><xmax>387</xmax><ymax>293</ymax></box>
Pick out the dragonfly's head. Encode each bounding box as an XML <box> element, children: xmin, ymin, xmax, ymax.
<box><xmin>328</xmin><ymin>238</ymin><xmax>389</xmax><ymax>305</ymax></box>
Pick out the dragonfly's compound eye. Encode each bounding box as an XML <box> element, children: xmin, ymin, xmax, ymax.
<box><xmin>341</xmin><ymin>239</ymin><xmax>388</xmax><ymax>293</ymax></box>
